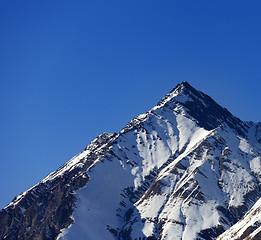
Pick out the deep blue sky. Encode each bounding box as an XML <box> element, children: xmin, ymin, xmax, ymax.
<box><xmin>1</xmin><ymin>0</ymin><xmax>261</xmax><ymax>209</ymax></box>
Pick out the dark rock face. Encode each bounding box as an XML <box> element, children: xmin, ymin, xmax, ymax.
<box><xmin>0</xmin><ymin>171</ymin><xmax>86</xmax><ymax>240</ymax></box>
<box><xmin>0</xmin><ymin>132</ymin><xmax>117</xmax><ymax>240</ymax></box>
<box><xmin>197</xmin><ymin>225</ymin><xmax>225</xmax><ymax>240</ymax></box>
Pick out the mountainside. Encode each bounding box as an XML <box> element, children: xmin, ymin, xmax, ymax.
<box><xmin>1</xmin><ymin>81</ymin><xmax>261</xmax><ymax>240</ymax></box>
<box><xmin>216</xmin><ymin>197</ymin><xmax>261</xmax><ymax>240</ymax></box>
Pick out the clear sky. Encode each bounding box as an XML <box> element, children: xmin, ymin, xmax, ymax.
<box><xmin>1</xmin><ymin>0</ymin><xmax>261</xmax><ymax>209</ymax></box>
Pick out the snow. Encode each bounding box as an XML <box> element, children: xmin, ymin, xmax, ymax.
<box><xmin>19</xmin><ymin>206</ymin><xmax>26</xmax><ymax>213</ymax></box>
<box><xmin>250</xmin><ymin>156</ymin><xmax>261</xmax><ymax>180</ymax></box>
<box><xmin>9</xmin><ymin>82</ymin><xmax>261</xmax><ymax>240</ymax></box>
<box><xmin>58</xmin><ymin>154</ymin><xmax>135</xmax><ymax>240</ymax></box>
<box><xmin>181</xmin><ymin>201</ymin><xmax>220</xmax><ymax>240</ymax></box>
<box><xmin>131</xmin><ymin>121</ymin><xmax>261</xmax><ymax>239</ymax></box>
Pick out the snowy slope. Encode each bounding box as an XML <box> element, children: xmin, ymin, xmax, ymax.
<box><xmin>0</xmin><ymin>81</ymin><xmax>260</xmax><ymax>240</ymax></box>
<box><xmin>216</xmin><ymin>197</ymin><xmax>261</xmax><ymax>240</ymax></box>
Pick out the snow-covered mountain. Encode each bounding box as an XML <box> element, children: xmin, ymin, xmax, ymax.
<box><xmin>1</xmin><ymin>81</ymin><xmax>261</xmax><ymax>240</ymax></box>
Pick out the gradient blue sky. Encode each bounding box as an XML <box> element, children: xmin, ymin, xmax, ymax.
<box><xmin>1</xmin><ymin>0</ymin><xmax>261</xmax><ymax>209</ymax></box>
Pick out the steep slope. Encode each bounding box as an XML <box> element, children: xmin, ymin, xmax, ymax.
<box><xmin>0</xmin><ymin>81</ymin><xmax>260</xmax><ymax>240</ymax></box>
<box><xmin>216</xmin><ymin>197</ymin><xmax>261</xmax><ymax>240</ymax></box>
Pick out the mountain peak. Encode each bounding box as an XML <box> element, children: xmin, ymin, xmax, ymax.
<box><xmin>176</xmin><ymin>80</ymin><xmax>193</xmax><ymax>90</ymax></box>
<box><xmin>0</xmin><ymin>82</ymin><xmax>259</xmax><ymax>240</ymax></box>
<box><xmin>156</xmin><ymin>81</ymin><xmax>191</xmax><ymax>107</ymax></box>
<box><xmin>156</xmin><ymin>81</ymin><xmax>205</xmax><ymax>108</ymax></box>
<box><xmin>156</xmin><ymin>81</ymin><xmax>248</xmax><ymax>136</ymax></box>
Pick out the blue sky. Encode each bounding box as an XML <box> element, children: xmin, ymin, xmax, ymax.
<box><xmin>1</xmin><ymin>0</ymin><xmax>261</xmax><ymax>209</ymax></box>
